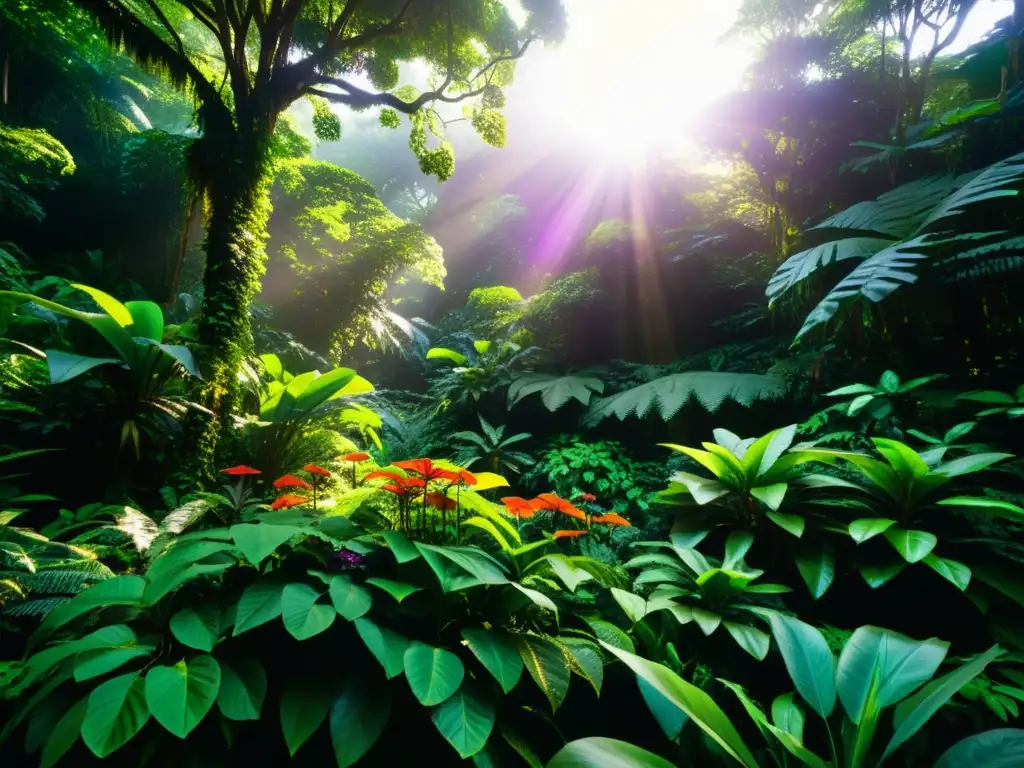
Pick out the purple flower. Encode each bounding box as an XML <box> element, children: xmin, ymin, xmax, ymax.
<box><xmin>330</xmin><ymin>549</ymin><xmax>364</xmax><ymax>571</ymax></box>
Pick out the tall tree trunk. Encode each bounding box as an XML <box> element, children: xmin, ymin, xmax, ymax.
<box><xmin>186</xmin><ymin>102</ymin><xmax>274</xmax><ymax>479</ymax></box>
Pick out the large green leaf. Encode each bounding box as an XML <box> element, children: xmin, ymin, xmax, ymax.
<box><xmin>771</xmin><ymin>693</ymin><xmax>805</xmax><ymax>742</ymax></box>
<box><xmin>217</xmin><ymin>657</ymin><xmax>267</xmax><ymax>721</ymax></box>
<box><xmin>230</xmin><ymin>523</ymin><xmax>307</xmax><ymax>565</ymax></box>
<box><xmin>546</xmin><ymin>737</ymin><xmax>675</xmax><ymax>768</ymax></box>
<box><xmin>721</xmin><ymin>680</ymin><xmax>827</xmax><ymax>768</ymax></box>
<box><xmin>381</xmin><ymin>530</ymin><xmax>421</xmax><ymax>563</ymax></box>
<box><xmin>933</xmin><ymin>729</ymin><xmax>1024</xmax><ymax>768</ymax></box>
<box><xmin>27</xmin><ymin>624</ymin><xmax>139</xmax><ymax>685</ymax></box>
<box><xmin>355</xmin><ymin>617</ymin><xmax>409</xmax><ymax>679</ymax></box>
<box><xmin>81</xmin><ymin>673</ymin><xmax>149</xmax><ymax>757</ymax></box>
<box><xmin>882</xmin><ymin>645</ymin><xmax>1003</xmax><ymax>760</ymax></box>
<box><xmin>836</xmin><ymin>626</ymin><xmax>948</xmax><ymax>725</ymax></box>
<box><xmin>637</xmin><ymin>676</ymin><xmax>688</xmax><ymax>740</ymax></box>
<box><xmin>75</xmin><ymin>647</ymin><xmax>153</xmax><ymax>683</ymax></box>
<box><xmin>45</xmin><ymin>350</ymin><xmax>121</xmax><ymax>383</ymax></box>
<box><xmin>767</xmin><ymin>613</ymin><xmax>837</xmax><ymax>719</ymax></box>
<box><xmin>124</xmin><ymin>300</ymin><xmax>164</xmax><ymax>341</ymax></box>
<box><xmin>432</xmin><ymin>680</ymin><xmax>496</xmax><ymax>759</ymax></box>
<box><xmin>884</xmin><ymin>528</ymin><xmax>937</xmax><ymax>563</ymax></box>
<box><xmin>40</xmin><ymin>697</ymin><xmax>87</xmax><ymax>768</ymax></box>
<box><xmin>330</xmin><ymin>674</ymin><xmax>391</xmax><ymax>767</ymax></box>
<box><xmin>35</xmin><ymin>575</ymin><xmax>146</xmax><ymax>640</ymax></box>
<box><xmin>517</xmin><ymin>634</ymin><xmax>571</xmax><ymax>712</ymax></box>
<box><xmin>280</xmin><ymin>676</ymin><xmax>334</xmax><ymax>756</ymax></box>
<box><xmin>767</xmin><ymin>237</ymin><xmax>896</xmax><ymax>302</ymax></box>
<box><xmin>169</xmin><ymin>602</ymin><xmax>221</xmax><ymax>651</ymax></box>
<box><xmin>724</xmin><ymin>621</ymin><xmax>771</xmax><ymax>661</ymax></box>
<box><xmin>794</xmin><ymin>542</ymin><xmax>834</xmax><ymax>599</ymax></box>
<box><xmin>462</xmin><ymin>628</ymin><xmax>523</xmax><ymax>693</ymax></box>
<box><xmin>849</xmin><ymin>518</ymin><xmax>897</xmax><ymax>544</ymax></box>
<box><xmin>281</xmin><ymin>582</ymin><xmax>336</xmax><ymax>640</ymax></box>
<box><xmin>601</xmin><ymin>643</ymin><xmax>759</xmax><ymax>768</ymax></box>
<box><xmin>404</xmin><ymin>642</ymin><xmax>465</xmax><ymax>706</ymax></box>
<box><xmin>508</xmin><ymin>373</ymin><xmax>605</xmax><ymax>411</ymax></box>
<box><xmin>328</xmin><ymin>573</ymin><xmax>373</xmax><ymax>619</ymax></box>
<box><xmin>233</xmin><ymin>580</ymin><xmax>286</xmax><ymax>636</ymax></box>
<box><xmin>144</xmin><ymin>655</ymin><xmax>221</xmax><ymax>738</ymax></box>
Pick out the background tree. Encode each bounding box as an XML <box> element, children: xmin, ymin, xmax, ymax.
<box><xmin>73</xmin><ymin>0</ymin><xmax>566</xmax><ymax>473</ymax></box>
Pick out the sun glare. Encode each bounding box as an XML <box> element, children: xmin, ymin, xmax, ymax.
<box><xmin>522</xmin><ymin>0</ymin><xmax>750</xmax><ymax>165</ymax></box>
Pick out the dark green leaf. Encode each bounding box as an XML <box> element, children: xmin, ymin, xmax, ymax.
<box><xmin>462</xmin><ymin>628</ymin><xmax>523</xmax><ymax>693</ymax></box>
<box><xmin>432</xmin><ymin>680</ymin><xmax>495</xmax><ymax>759</ymax></box>
<box><xmin>546</xmin><ymin>737</ymin><xmax>675</xmax><ymax>768</ymax></box>
<box><xmin>330</xmin><ymin>674</ymin><xmax>391</xmax><ymax>767</ymax></box>
<box><xmin>404</xmin><ymin>642</ymin><xmax>465</xmax><ymax>706</ymax></box>
<box><xmin>81</xmin><ymin>673</ymin><xmax>149</xmax><ymax>757</ymax></box>
<box><xmin>144</xmin><ymin>655</ymin><xmax>221</xmax><ymax>738</ymax></box>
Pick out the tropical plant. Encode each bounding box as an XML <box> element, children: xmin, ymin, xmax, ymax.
<box><xmin>0</xmin><ymin>510</ymin><xmax>629</xmax><ymax>766</ymax></box>
<box><xmin>584</xmin><ymin>371</ymin><xmax>788</xmax><ymax>425</ymax></box>
<box><xmin>802</xmin><ymin>437</ymin><xmax>1024</xmax><ymax>594</ymax></box>
<box><xmin>722</xmin><ymin>615</ymin><xmax>1011</xmax><ymax>768</ymax></box>
<box><xmin>508</xmin><ymin>372</ymin><xmax>605</xmax><ymax>411</ymax></box>
<box><xmin>0</xmin><ymin>283</ymin><xmax>205</xmax><ymax>456</ymax></box>
<box><xmin>624</xmin><ymin>531</ymin><xmax>791</xmax><ymax>661</ymax></box>
<box><xmin>767</xmin><ymin>151</ymin><xmax>1024</xmax><ymax>340</ymax></box>
<box><xmin>823</xmin><ymin>369</ymin><xmax>945</xmax><ymax>427</ymax></box>
<box><xmin>959</xmin><ymin>384</ymin><xmax>1024</xmax><ymax>419</ymax></box>
<box><xmin>452</xmin><ymin>415</ymin><xmax>533</xmax><ymax>475</ymax></box>
<box><xmin>426</xmin><ymin>335</ymin><xmax>541</xmax><ymax>408</ymax></box>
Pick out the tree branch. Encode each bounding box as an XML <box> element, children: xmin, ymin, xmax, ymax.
<box><xmin>143</xmin><ymin>0</ymin><xmax>186</xmax><ymax>58</ymax></box>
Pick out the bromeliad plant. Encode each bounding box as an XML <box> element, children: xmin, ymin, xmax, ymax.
<box><xmin>803</xmin><ymin>437</ymin><xmax>1024</xmax><ymax>593</ymax></box>
<box><xmin>0</xmin><ymin>510</ymin><xmax>621</xmax><ymax>766</ymax></box>
<box><xmin>451</xmin><ymin>415</ymin><xmax>533</xmax><ymax>475</ymax></box>
<box><xmin>622</xmin><ymin>531</ymin><xmax>789</xmax><ymax>661</ymax></box>
<box><xmin>721</xmin><ymin>615</ymin><xmax>1009</xmax><ymax>768</ymax></box>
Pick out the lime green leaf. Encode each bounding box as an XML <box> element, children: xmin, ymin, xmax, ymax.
<box><xmin>72</xmin><ymin>283</ymin><xmax>133</xmax><ymax>325</ymax></box>
<box><xmin>936</xmin><ymin>496</ymin><xmax>1024</xmax><ymax>521</ymax></box>
<box><xmin>923</xmin><ymin>554</ymin><xmax>971</xmax><ymax>591</ymax></box>
<box><xmin>217</xmin><ymin>657</ymin><xmax>267</xmax><ymax>721</ymax></box>
<box><xmin>426</xmin><ymin>347</ymin><xmax>468</xmax><ymax>364</ymax></box>
<box><xmin>330</xmin><ymin>674</ymin><xmax>391</xmax><ymax>767</ymax></box>
<box><xmin>849</xmin><ymin>518</ymin><xmax>897</xmax><ymax>543</ymax></box>
<box><xmin>471</xmin><ymin>472</ymin><xmax>510</xmax><ymax>491</ymax></box>
<box><xmin>432</xmin><ymin>680</ymin><xmax>495</xmax><ymax>758</ymax></box>
<box><xmin>281</xmin><ymin>583</ymin><xmax>336</xmax><ymax>640</ymax></box>
<box><xmin>771</xmin><ymin>693</ymin><xmax>805</xmax><ymax>741</ymax></box>
<box><xmin>462</xmin><ymin>628</ymin><xmax>523</xmax><ymax>694</ymax></box>
<box><xmin>124</xmin><ymin>300</ymin><xmax>164</xmax><ymax>341</ymax></box>
<box><xmin>169</xmin><ymin>602</ymin><xmax>221</xmax><ymax>651</ymax></box>
<box><xmin>144</xmin><ymin>655</ymin><xmax>221</xmax><ymax>738</ymax></box>
<box><xmin>355</xmin><ymin>617</ymin><xmax>409</xmax><ymax>679</ymax></box>
<box><xmin>601</xmin><ymin>643</ymin><xmax>758</xmax><ymax>768</ymax></box>
<box><xmin>767</xmin><ymin>612</ymin><xmax>837</xmax><ymax>718</ymax></box>
<box><xmin>233</xmin><ymin>580</ymin><xmax>285</xmax><ymax>636</ymax></box>
<box><xmin>81</xmin><ymin>673</ymin><xmax>149</xmax><ymax>757</ymax></box>
<box><xmin>884</xmin><ymin>528</ymin><xmax>937</xmax><ymax>563</ymax></box>
<box><xmin>404</xmin><ymin>642</ymin><xmax>465</xmax><ymax>706</ymax></box>
<box><xmin>752</xmin><ymin>483</ymin><xmax>788</xmax><ymax>511</ymax></box>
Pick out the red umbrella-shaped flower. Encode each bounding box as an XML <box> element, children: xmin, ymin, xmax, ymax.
<box><xmin>271</xmin><ymin>494</ymin><xmax>308</xmax><ymax>510</ymax></box>
<box><xmin>501</xmin><ymin>496</ymin><xmax>536</xmax><ymax>520</ymax></box>
<box><xmin>437</xmin><ymin>468</ymin><xmax>478</xmax><ymax>487</ymax></box>
<box><xmin>303</xmin><ymin>463</ymin><xmax>331</xmax><ymax>477</ymax></box>
<box><xmin>274</xmin><ymin>474</ymin><xmax>312</xmax><ymax>490</ymax></box>
<box><xmin>393</xmin><ymin>458</ymin><xmax>454</xmax><ymax>483</ymax></box>
<box><xmin>340</xmin><ymin>452</ymin><xmax>370</xmax><ymax>486</ymax></box>
<box><xmin>221</xmin><ymin>465</ymin><xmax>261</xmax><ymax>476</ymax></box>
<box><xmin>530</xmin><ymin>493</ymin><xmax>586</xmax><ymax>521</ymax></box>
<box><xmin>425</xmin><ymin>492</ymin><xmax>457</xmax><ymax>511</ymax></box>
<box><xmin>592</xmin><ymin>513</ymin><xmax>631</xmax><ymax>527</ymax></box>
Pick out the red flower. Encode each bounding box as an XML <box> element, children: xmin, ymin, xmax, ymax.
<box><xmin>437</xmin><ymin>468</ymin><xmax>477</xmax><ymax>486</ymax></box>
<box><xmin>425</xmin><ymin>492</ymin><xmax>457</xmax><ymax>510</ymax></box>
<box><xmin>553</xmin><ymin>530</ymin><xmax>588</xmax><ymax>539</ymax></box>
<box><xmin>271</xmin><ymin>494</ymin><xmax>308</xmax><ymax>510</ymax></box>
<box><xmin>501</xmin><ymin>496</ymin><xmax>536</xmax><ymax>519</ymax></box>
<box><xmin>530</xmin><ymin>493</ymin><xmax>586</xmax><ymax>521</ymax></box>
<box><xmin>221</xmin><ymin>465</ymin><xmax>261</xmax><ymax>476</ymax></box>
<box><xmin>274</xmin><ymin>474</ymin><xmax>312</xmax><ymax>490</ymax></box>
<box><xmin>341</xmin><ymin>452</ymin><xmax>370</xmax><ymax>462</ymax></box>
<box><xmin>577</xmin><ymin>493</ymin><xmax>597</xmax><ymax>503</ymax></box>
<box><xmin>304</xmin><ymin>464</ymin><xmax>331</xmax><ymax>477</ymax></box>
<box><xmin>592</xmin><ymin>513</ymin><xmax>631</xmax><ymax>527</ymax></box>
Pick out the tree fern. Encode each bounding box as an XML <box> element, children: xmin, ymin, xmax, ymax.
<box><xmin>507</xmin><ymin>373</ymin><xmax>606</xmax><ymax>411</ymax></box>
<box><xmin>583</xmin><ymin>372</ymin><xmax>787</xmax><ymax>425</ymax></box>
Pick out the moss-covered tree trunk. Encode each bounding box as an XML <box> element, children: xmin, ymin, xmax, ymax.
<box><xmin>187</xmin><ymin>102</ymin><xmax>274</xmax><ymax>478</ymax></box>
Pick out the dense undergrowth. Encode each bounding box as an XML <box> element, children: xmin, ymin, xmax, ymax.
<box><xmin>3</xmin><ymin>0</ymin><xmax>1024</xmax><ymax>766</ymax></box>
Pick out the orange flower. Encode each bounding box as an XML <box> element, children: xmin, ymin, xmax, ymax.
<box><xmin>592</xmin><ymin>513</ymin><xmax>631</xmax><ymax>527</ymax></box>
<box><xmin>437</xmin><ymin>468</ymin><xmax>477</xmax><ymax>486</ymax></box>
<box><xmin>274</xmin><ymin>474</ymin><xmax>312</xmax><ymax>490</ymax></box>
<box><xmin>221</xmin><ymin>465</ymin><xmax>261</xmax><ymax>476</ymax></box>
<box><xmin>425</xmin><ymin>492</ymin><xmax>457</xmax><ymax>510</ymax></box>
<box><xmin>304</xmin><ymin>464</ymin><xmax>331</xmax><ymax>477</ymax></box>
<box><xmin>271</xmin><ymin>494</ymin><xmax>308</xmax><ymax>510</ymax></box>
<box><xmin>501</xmin><ymin>496</ymin><xmax>536</xmax><ymax>519</ymax></box>
<box><xmin>341</xmin><ymin>452</ymin><xmax>370</xmax><ymax>462</ymax></box>
<box><xmin>553</xmin><ymin>530</ymin><xmax>588</xmax><ymax>539</ymax></box>
<box><xmin>530</xmin><ymin>493</ymin><xmax>586</xmax><ymax>521</ymax></box>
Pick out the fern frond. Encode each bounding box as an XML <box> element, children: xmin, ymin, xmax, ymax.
<box><xmin>18</xmin><ymin>567</ymin><xmax>108</xmax><ymax>595</ymax></box>
<box><xmin>767</xmin><ymin>237</ymin><xmax>894</xmax><ymax>302</ymax></box>
<box><xmin>508</xmin><ymin>373</ymin><xmax>606</xmax><ymax>411</ymax></box>
<box><xmin>158</xmin><ymin>499</ymin><xmax>210</xmax><ymax>535</ymax></box>
<box><xmin>811</xmin><ymin>175</ymin><xmax>961</xmax><ymax>237</ymax></box>
<box><xmin>3</xmin><ymin>595</ymin><xmax>69</xmax><ymax>618</ymax></box>
<box><xmin>584</xmin><ymin>372</ymin><xmax>787</xmax><ymax>425</ymax></box>
<box><xmin>921</xmin><ymin>151</ymin><xmax>1024</xmax><ymax>228</ymax></box>
<box><xmin>112</xmin><ymin>508</ymin><xmax>159</xmax><ymax>552</ymax></box>
<box><xmin>567</xmin><ymin>556</ymin><xmax>629</xmax><ymax>589</ymax></box>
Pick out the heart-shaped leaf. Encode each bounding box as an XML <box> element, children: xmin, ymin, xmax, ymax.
<box><xmin>144</xmin><ymin>655</ymin><xmax>221</xmax><ymax>738</ymax></box>
<box><xmin>404</xmin><ymin>642</ymin><xmax>465</xmax><ymax>706</ymax></box>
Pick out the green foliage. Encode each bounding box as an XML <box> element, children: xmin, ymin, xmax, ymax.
<box><xmin>308</xmin><ymin>97</ymin><xmax>342</xmax><ymax>143</ymax></box>
<box><xmin>426</xmin><ymin>333</ymin><xmax>540</xmax><ymax>409</ymax></box>
<box><xmin>452</xmin><ymin>416</ymin><xmax>534</xmax><ymax>475</ymax></box>
<box><xmin>509</xmin><ymin>372</ymin><xmax>605</xmax><ymax>411</ymax></box>
<box><xmin>0</xmin><ymin>124</ymin><xmax>76</xmax><ymax>223</ymax></box>
<box><xmin>585</xmin><ymin>372</ymin><xmax>789</xmax><ymax>424</ymax></box>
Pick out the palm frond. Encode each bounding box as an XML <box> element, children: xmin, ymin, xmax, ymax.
<box><xmin>766</xmin><ymin>237</ymin><xmax>894</xmax><ymax>302</ymax></box>
<box><xmin>507</xmin><ymin>373</ymin><xmax>606</xmax><ymax>411</ymax></box>
<box><xmin>921</xmin><ymin>151</ymin><xmax>1024</xmax><ymax>228</ymax></box>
